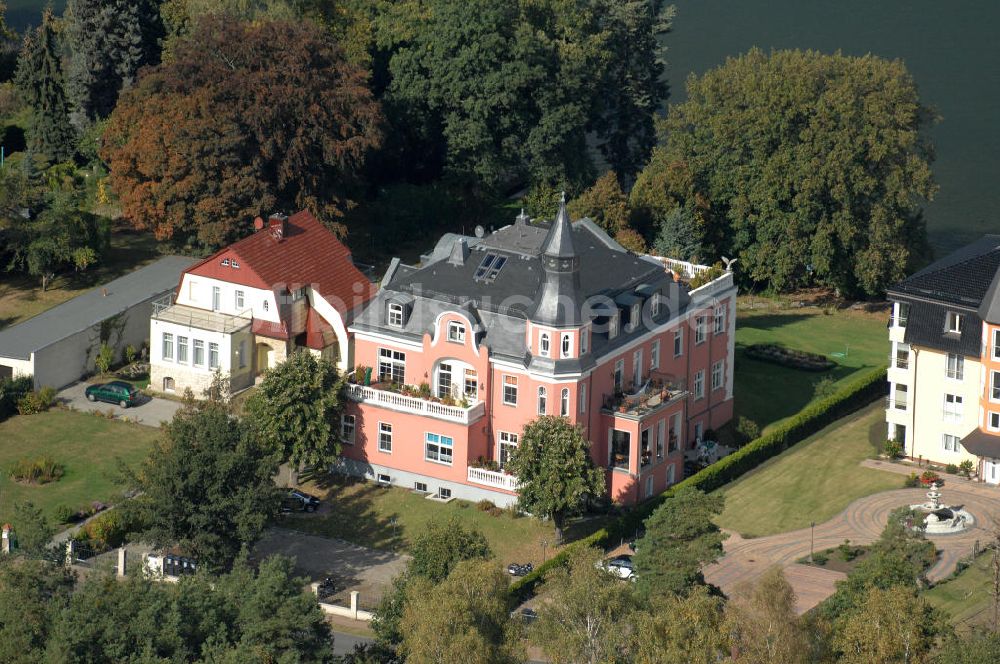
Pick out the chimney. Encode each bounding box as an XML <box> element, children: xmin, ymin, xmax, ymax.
<box><xmin>253</xmin><ymin>216</ymin><xmax>265</xmax><ymax>231</ymax></box>
<box><xmin>268</xmin><ymin>213</ymin><xmax>287</xmax><ymax>241</ymax></box>
<box><xmin>101</xmin><ymin>288</ymin><xmax>108</xmax><ymax>297</ymax></box>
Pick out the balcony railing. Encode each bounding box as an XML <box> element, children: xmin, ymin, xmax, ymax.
<box><xmin>467</xmin><ymin>467</ymin><xmax>518</xmax><ymax>491</ymax></box>
<box><xmin>345</xmin><ymin>383</ymin><xmax>485</xmax><ymax>425</ymax></box>
<box><xmin>603</xmin><ymin>371</ymin><xmax>686</xmax><ymax>418</ymax></box>
<box><xmin>885</xmin><ymin>397</ymin><xmax>908</xmax><ymax>411</ymax></box>
<box><xmin>890</xmin><ymin>354</ymin><xmax>909</xmax><ymax>369</ymax></box>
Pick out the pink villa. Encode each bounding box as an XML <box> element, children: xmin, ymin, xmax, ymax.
<box><xmin>339</xmin><ymin>198</ymin><xmax>737</xmax><ymax>506</ymax></box>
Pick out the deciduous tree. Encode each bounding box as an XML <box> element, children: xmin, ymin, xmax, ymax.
<box><xmin>834</xmin><ymin>585</ymin><xmax>943</xmax><ymax>664</ymax></box>
<box><xmin>244</xmin><ymin>351</ymin><xmax>344</xmax><ymax>470</ymax></box>
<box><xmin>723</xmin><ymin>566</ymin><xmax>809</xmax><ymax>664</ymax></box>
<box><xmin>628</xmin><ymin>585</ymin><xmax>726</xmax><ymax>664</ymax></box>
<box><xmin>507</xmin><ymin>416</ymin><xmax>605</xmax><ymax>543</ymax></box>
<box><xmin>121</xmin><ymin>403</ymin><xmax>282</xmax><ymax>571</ymax></box>
<box><xmin>531</xmin><ymin>546</ymin><xmax>634</xmax><ymax>664</ymax></box>
<box><xmin>934</xmin><ymin>631</ymin><xmax>1000</xmax><ymax>664</ymax></box>
<box><xmin>632</xmin><ymin>487</ymin><xmax>726</xmax><ymax>597</ymax></box>
<box><xmin>568</xmin><ymin>171</ymin><xmax>630</xmax><ymax>236</ymax></box>
<box><xmin>0</xmin><ymin>558</ymin><xmax>74</xmax><ymax>664</ymax></box>
<box><xmin>399</xmin><ymin>560</ymin><xmax>522</xmax><ymax>664</ymax></box>
<box><xmin>102</xmin><ymin>16</ymin><xmax>383</xmax><ymax>249</ymax></box>
<box><xmin>636</xmin><ymin>48</ymin><xmax>936</xmax><ymax>296</ymax></box>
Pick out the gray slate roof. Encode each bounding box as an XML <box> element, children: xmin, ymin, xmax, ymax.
<box><xmin>961</xmin><ymin>428</ymin><xmax>1000</xmax><ymax>459</ymax></box>
<box><xmin>354</xmin><ymin>214</ymin><xmax>690</xmax><ymax>370</ymax></box>
<box><xmin>0</xmin><ymin>255</ymin><xmax>196</xmax><ymax>360</ymax></box>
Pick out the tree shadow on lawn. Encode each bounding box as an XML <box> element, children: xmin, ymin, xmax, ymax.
<box><xmin>735</xmin><ymin>312</ymin><xmax>818</xmax><ymax>333</ymax></box>
<box><xmin>283</xmin><ymin>472</ymin><xmax>405</xmax><ymax>553</ymax></box>
<box><xmin>733</xmin><ymin>348</ymin><xmax>870</xmax><ymax>428</ymax></box>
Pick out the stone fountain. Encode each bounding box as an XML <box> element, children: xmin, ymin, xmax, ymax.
<box><xmin>909</xmin><ymin>481</ymin><xmax>975</xmax><ymax>535</ymax></box>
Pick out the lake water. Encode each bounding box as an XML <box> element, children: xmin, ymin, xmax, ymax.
<box><xmin>9</xmin><ymin>1</ymin><xmax>999</xmax><ymax>254</ymax></box>
<box><xmin>667</xmin><ymin>0</ymin><xmax>1000</xmax><ymax>254</ymax></box>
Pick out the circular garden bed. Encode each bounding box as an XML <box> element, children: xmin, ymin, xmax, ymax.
<box><xmin>745</xmin><ymin>343</ymin><xmax>836</xmax><ymax>371</ymax></box>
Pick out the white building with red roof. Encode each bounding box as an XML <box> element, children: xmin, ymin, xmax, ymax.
<box><xmin>149</xmin><ymin>211</ymin><xmax>375</xmax><ymax>395</ymax></box>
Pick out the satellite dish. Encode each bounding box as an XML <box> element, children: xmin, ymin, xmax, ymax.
<box><xmin>474</xmin><ymin>225</ymin><xmax>485</xmax><ymax>238</ymax></box>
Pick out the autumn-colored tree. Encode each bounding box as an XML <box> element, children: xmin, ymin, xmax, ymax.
<box><xmin>102</xmin><ymin>16</ymin><xmax>383</xmax><ymax>249</ymax></box>
<box><xmin>724</xmin><ymin>567</ymin><xmax>809</xmax><ymax>664</ymax></box>
<box><xmin>834</xmin><ymin>585</ymin><xmax>943</xmax><ymax>664</ymax></box>
<box><xmin>568</xmin><ymin>171</ymin><xmax>630</xmax><ymax>236</ymax></box>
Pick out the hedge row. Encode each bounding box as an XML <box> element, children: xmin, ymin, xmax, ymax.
<box><xmin>510</xmin><ymin>365</ymin><xmax>888</xmax><ymax>603</ymax></box>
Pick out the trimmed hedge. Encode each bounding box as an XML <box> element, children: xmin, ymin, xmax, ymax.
<box><xmin>510</xmin><ymin>365</ymin><xmax>888</xmax><ymax>602</ymax></box>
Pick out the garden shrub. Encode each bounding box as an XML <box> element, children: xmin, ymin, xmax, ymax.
<box><xmin>812</xmin><ymin>551</ymin><xmax>829</xmax><ymax>566</ymax></box>
<box><xmin>883</xmin><ymin>439</ymin><xmax>903</xmax><ymax>459</ymax></box>
<box><xmin>735</xmin><ymin>415</ymin><xmax>760</xmax><ymax>444</ymax></box>
<box><xmin>958</xmin><ymin>460</ymin><xmax>974</xmax><ymax>478</ymax></box>
<box><xmin>37</xmin><ymin>386</ymin><xmax>57</xmax><ymax>410</ymax></box>
<box><xmin>10</xmin><ymin>456</ymin><xmax>65</xmax><ymax>484</ymax></box>
<box><xmin>16</xmin><ymin>392</ymin><xmax>41</xmax><ymax>415</ymax></box>
<box><xmin>0</xmin><ymin>375</ymin><xmax>33</xmax><ymax>421</ymax></box>
<box><xmin>53</xmin><ymin>504</ymin><xmax>76</xmax><ymax>524</ymax></box>
<box><xmin>903</xmin><ymin>473</ymin><xmax>921</xmax><ymax>488</ymax></box>
<box><xmin>476</xmin><ymin>499</ymin><xmax>496</xmax><ymax>512</ymax></box>
<box><xmin>945</xmin><ymin>463</ymin><xmax>959</xmax><ymax>475</ymax></box>
<box><xmin>79</xmin><ymin>509</ymin><xmax>129</xmax><ymax>549</ymax></box>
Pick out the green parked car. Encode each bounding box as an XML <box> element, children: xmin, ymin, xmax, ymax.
<box><xmin>85</xmin><ymin>381</ymin><xmax>140</xmax><ymax>408</ymax></box>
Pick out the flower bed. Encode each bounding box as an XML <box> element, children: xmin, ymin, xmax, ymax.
<box><xmin>745</xmin><ymin>343</ymin><xmax>836</xmax><ymax>371</ymax></box>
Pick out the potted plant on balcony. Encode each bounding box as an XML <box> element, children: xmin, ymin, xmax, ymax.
<box><xmin>418</xmin><ymin>382</ymin><xmax>432</xmax><ymax>399</ymax></box>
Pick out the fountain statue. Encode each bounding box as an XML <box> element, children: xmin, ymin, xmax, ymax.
<box><xmin>909</xmin><ymin>481</ymin><xmax>975</xmax><ymax>535</ymax></box>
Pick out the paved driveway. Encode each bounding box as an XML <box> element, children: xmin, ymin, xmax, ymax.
<box><xmin>58</xmin><ymin>381</ymin><xmax>182</xmax><ymax>428</ymax></box>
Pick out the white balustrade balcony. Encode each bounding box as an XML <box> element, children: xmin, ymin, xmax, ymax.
<box><xmin>345</xmin><ymin>383</ymin><xmax>486</xmax><ymax>425</ymax></box>
<box><xmin>467</xmin><ymin>466</ymin><xmax>518</xmax><ymax>492</ymax></box>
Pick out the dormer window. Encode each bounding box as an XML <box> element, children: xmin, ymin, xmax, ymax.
<box><xmin>448</xmin><ymin>321</ymin><xmax>466</xmax><ymax>343</ymax></box>
<box><xmin>221</xmin><ymin>258</ymin><xmax>230</xmax><ymax>266</ymax></box>
<box><xmin>388</xmin><ymin>303</ymin><xmax>404</xmax><ymax>328</ymax></box>
<box><xmin>946</xmin><ymin>311</ymin><xmax>962</xmax><ymax>334</ymax></box>
<box><xmin>651</xmin><ymin>293</ymin><xmax>661</xmax><ymax>317</ymax></box>
<box><xmin>630</xmin><ymin>303</ymin><xmax>641</xmax><ymax>329</ymax></box>
<box><xmin>540</xmin><ymin>333</ymin><xmax>551</xmax><ymax>357</ymax></box>
<box><xmin>561</xmin><ymin>334</ymin><xmax>571</xmax><ymax>358</ymax></box>
<box><xmin>609</xmin><ymin>313</ymin><xmax>620</xmax><ymax>339</ymax></box>
<box><xmin>231</xmin><ymin>260</ymin><xmax>240</xmax><ymax>269</ymax></box>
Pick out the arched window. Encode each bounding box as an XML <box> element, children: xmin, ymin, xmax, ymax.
<box><xmin>560</xmin><ymin>388</ymin><xmax>570</xmax><ymax>416</ymax></box>
<box><xmin>537</xmin><ymin>387</ymin><xmax>547</xmax><ymax>415</ymax></box>
<box><xmin>540</xmin><ymin>333</ymin><xmax>550</xmax><ymax>357</ymax></box>
<box><xmin>561</xmin><ymin>334</ymin><xmax>571</xmax><ymax>358</ymax></box>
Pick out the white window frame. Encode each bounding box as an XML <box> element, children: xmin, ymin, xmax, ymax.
<box><xmin>561</xmin><ymin>333</ymin><xmax>572</xmax><ymax>358</ymax></box>
<box><xmin>941</xmin><ymin>433</ymin><xmax>961</xmax><ymax>452</ymax></box>
<box><xmin>633</xmin><ymin>349</ymin><xmax>643</xmax><ymax>386</ymax></box>
<box><xmin>990</xmin><ymin>412</ymin><xmax>1000</xmax><ymax>432</ymax></box>
<box><xmin>212</xmin><ymin>286</ymin><xmax>221</xmax><ymax>311</ymax></box>
<box><xmin>943</xmin><ymin>394</ymin><xmax>963</xmax><ymax>422</ymax></box>
<box><xmin>656</xmin><ymin>419</ymin><xmax>665</xmax><ymax>459</ymax></box>
<box><xmin>498</xmin><ymin>431</ymin><xmax>519</xmax><ymax>469</ymax></box>
<box><xmin>425</xmin><ymin>432</ymin><xmax>454</xmax><ymax>465</ymax></box>
<box><xmin>695</xmin><ymin>316</ymin><xmax>707</xmax><ymax>344</ymax></box>
<box><xmin>263</xmin><ymin>299</ymin><xmax>269</xmax><ymax>312</ymax></box>
<box><xmin>341</xmin><ymin>414</ymin><xmax>356</xmax><ymax>444</ymax></box>
<box><xmin>560</xmin><ymin>388</ymin><xmax>570</xmax><ymax>417</ymax></box>
<box><xmin>946</xmin><ymin>311</ymin><xmax>962</xmax><ymax>334</ymax></box>
<box><xmin>378</xmin><ymin>348</ymin><xmax>406</xmax><ymax>384</ymax></box>
<box><xmin>651</xmin><ymin>293</ymin><xmax>661</xmax><ymax>317</ymax></box>
<box><xmin>177</xmin><ymin>336</ymin><xmax>188</xmax><ymax>364</ymax></box>
<box><xmin>503</xmin><ymin>375</ymin><xmax>518</xmax><ymax>406</ymax></box>
<box><xmin>609</xmin><ymin>313</ymin><xmax>620</xmax><ymax>339</ymax></box>
<box><xmin>387</xmin><ymin>302</ymin><xmax>404</xmax><ymax>328</ymax></box>
<box><xmin>674</xmin><ymin>329</ymin><xmax>683</xmax><ymax>357</ymax></box>
<box><xmin>711</xmin><ymin>360</ymin><xmax>724</xmax><ymax>390</ymax></box>
<box><xmin>714</xmin><ymin>303</ymin><xmax>726</xmax><ymax>334</ymax></box>
<box><xmin>540</xmin><ymin>332</ymin><xmax>551</xmax><ymax>358</ymax></box>
<box><xmin>945</xmin><ymin>352</ymin><xmax>963</xmax><ymax>380</ymax></box>
<box><xmin>162</xmin><ymin>333</ymin><xmax>174</xmax><ymax>361</ymax></box>
<box><xmin>463</xmin><ymin>369</ymin><xmax>478</xmax><ymax>398</ymax></box>
<box><xmin>208</xmin><ymin>342</ymin><xmax>220</xmax><ymax>370</ymax></box>
<box><xmin>378</xmin><ymin>422</ymin><xmax>393</xmax><ymax>453</ymax></box>
<box><xmin>448</xmin><ymin>321</ymin><xmax>466</xmax><ymax>343</ymax></box>
<box><xmin>694</xmin><ymin>369</ymin><xmax>705</xmax><ymax>400</ymax></box>
<box><xmin>630</xmin><ymin>303</ymin><xmax>640</xmax><ymax>330</ymax></box>
<box><xmin>614</xmin><ymin>359</ymin><xmax>625</xmax><ymax>391</ymax></box>
<box><xmin>235</xmin><ymin>290</ymin><xmax>245</xmax><ymax>310</ymax></box>
<box><xmin>992</xmin><ymin>370</ymin><xmax>1000</xmax><ymax>402</ymax></box>
<box><xmin>993</xmin><ymin>330</ymin><xmax>1000</xmax><ymax>360</ymax></box>
<box><xmin>537</xmin><ymin>386</ymin><xmax>547</xmax><ymax>415</ymax></box>
<box><xmin>650</xmin><ymin>339</ymin><xmax>660</xmax><ymax>370</ymax></box>
<box><xmin>193</xmin><ymin>339</ymin><xmax>205</xmax><ymax>366</ymax></box>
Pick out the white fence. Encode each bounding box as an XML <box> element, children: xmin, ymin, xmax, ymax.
<box><xmin>467</xmin><ymin>466</ymin><xmax>518</xmax><ymax>491</ymax></box>
<box><xmin>346</xmin><ymin>383</ymin><xmax>486</xmax><ymax>425</ymax></box>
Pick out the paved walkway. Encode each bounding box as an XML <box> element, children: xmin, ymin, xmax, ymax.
<box><xmin>705</xmin><ymin>474</ymin><xmax>999</xmax><ymax>614</ymax></box>
<box><xmin>57</xmin><ymin>381</ymin><xmax>182</xmax><ymax>427</ymax></box>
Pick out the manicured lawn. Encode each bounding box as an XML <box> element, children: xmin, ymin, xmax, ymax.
<box><xmin>284</xmin><ymin>474</ymin><xmax>607</xmax><ymax>566</ymax></box>
<box><xmin>0</xmin><ymin>409</ymin><xmax>161</xmax><ymax>523</ymax></box>
<box><xmin>925</xmin><ymin>553</ymin><xmax>994</xmax><ymax>630</ymax></box>
<box><xmin>716</xmin><ymin>404</ymin><xmax>900</xmax><ymax>538</ymax></box>
<box><xmin>0</xmin><ymin>229</ymin><xmax>163</xmax><ymax>331</ymax></box>
<box><xmin>734</xmin><ymin>302</ymin><xmax>887</xmax><ymax>432</ymax></box>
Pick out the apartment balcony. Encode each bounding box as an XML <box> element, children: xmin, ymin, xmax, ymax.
<box><xmin>467</xmin><ymin>467</ymin><xmax>518</xmax><ymax>492</ymax></box>
<box><xmin>602</xmin><ymin>372</ymin><xmax>687</xmax><ymax>420</ymax></box>
<box><xmin>152</xmin><ymin>297</ymin><xmax>251</xmax><ymax>334</ymax></box>
<box><xmin>885</xmin><ymin>397</ymin><xmax>908</xmax><ymax>411</ymax></box>
<box><xmin>345</xmin><ymin>382</ymin><xmax>486</xmax><ymax>425</ymax></box>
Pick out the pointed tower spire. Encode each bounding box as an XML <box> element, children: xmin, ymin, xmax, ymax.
<box><xmin>529</xmin><ymin>192</ymin><xmax>582</xmax><ymax>326</ymax></box>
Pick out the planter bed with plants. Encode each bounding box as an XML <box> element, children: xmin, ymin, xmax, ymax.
<box><xmin>745</xmin><ymin>343</ymin><xmax>836</xmax><ymax>371</ymax></box>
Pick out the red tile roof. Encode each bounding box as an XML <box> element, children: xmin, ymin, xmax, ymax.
<box><xmin>252</xmin><ymin>319</ymin><xmax>290</xmax><ymax>340</ymax></box>
<box><xmin>187</xmin><ymin>210</ymin><xmax>375</xmax><ymax>313</ymax></box>
<box><xmin>304</xmin><ymin>307</ymin><xmax>337</xmax><ymax>350</ymax></box>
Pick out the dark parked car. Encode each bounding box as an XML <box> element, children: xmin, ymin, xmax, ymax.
<box><xmin>284</xmin><ymin>489</ymin><xmax>321</xmax><ymax>513</ymax></box>
<box><xmin>85</xmin><ymin>381</ymin><xmax>140</xmax><ymax>408</ymax></box>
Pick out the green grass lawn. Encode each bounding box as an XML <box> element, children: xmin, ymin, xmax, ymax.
<box><xmin>734</xmin><ymin>302</ymin><xmax>888</xmax><ymax>431</ymax></box>
<box><xmin>716</xmin><ymin>404</ymin><xmax>900</xmax><ymax>538</ymax></box>
<box><xmin>285</xmin><ymin>474</ymin><xmax>607</xmax><ymax>566</ymax></box>
<box><xmin>0</xmin><ymin>409</ymin><xmax>161</xmax><ymax>524</ymax></box>
<box><xmin>925</xmin><ymin>553</ymin><xmax>995</xmax><ymax>630</ymax></box>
